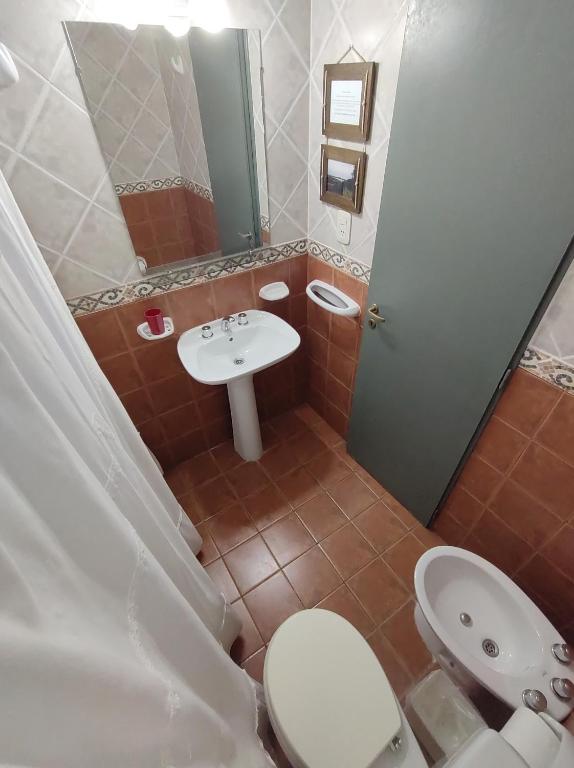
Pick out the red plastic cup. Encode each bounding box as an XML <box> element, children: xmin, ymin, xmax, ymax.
<box><xmin>145</xmin><ymin>308</ymin><xmax>165</xmax><ymax>335</ymax></box>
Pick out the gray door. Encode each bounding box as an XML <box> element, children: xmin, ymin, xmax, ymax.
<box><xmin>348</xmin><ymin>0</ymin><xmax>574</xmax><ymax>525</ymax></box>
<box><xmin>190</xmin><ymin>29</ymin><xmax>261</xmax><ymax>256</ymax></box>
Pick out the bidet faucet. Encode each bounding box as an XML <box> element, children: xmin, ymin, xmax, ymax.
<box><xmin>221</xmin><ymin>315</ymin><xmax>235</xmax><ymax>336</ymax></box>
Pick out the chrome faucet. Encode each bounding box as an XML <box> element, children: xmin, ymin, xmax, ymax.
<box><xmin>221</xmin><ymin>315</ymin><xmax>235</xmax><ymax>336</ymax></box>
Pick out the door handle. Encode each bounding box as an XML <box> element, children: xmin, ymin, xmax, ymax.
<box><xmin>368</xmin><ymin>304</ymin><xmax>385</xmax><ymax>328</ymax></box>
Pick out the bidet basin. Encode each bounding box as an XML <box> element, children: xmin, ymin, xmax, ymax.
<box><xmin>177</xmin><ymin>310</ymin><xmax>300</xmax><ymax>461</ymax></box>
<box><xmin>414</xmin><ymin>546</ymin><xmax>573</xmax><ymax>721</ymax></box>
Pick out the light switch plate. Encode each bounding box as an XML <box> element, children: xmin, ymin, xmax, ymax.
<box><xmin>336</xmin><ymin>210</ymin><xmax>351</xmax><ymax>244</ymax></box>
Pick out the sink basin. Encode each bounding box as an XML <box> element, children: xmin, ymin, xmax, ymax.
<box><xmin>177</xmin><ymin>310</ymin><xmax>300</xmax><ymax>461</ymax></box>
<box><xmin>178</xmin><ymin>310</ymin><xmax>300</xmax><ymax>385</ymax></box>
<box><xmin>414</xmin><ymin>546</ymin><xmax>573</xmax><ymax>721</ymax></box>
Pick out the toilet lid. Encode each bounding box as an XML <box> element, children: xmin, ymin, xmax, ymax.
<box><xmin>264</xmin><ymin>609</ymin><xmax>401</xmax><ymax>768</ymax></box>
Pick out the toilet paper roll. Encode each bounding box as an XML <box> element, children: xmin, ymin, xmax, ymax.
<box><xmin>501</xmin><ymin>708</ymin><xmax>559</xmax><ymax>768</ymax></box>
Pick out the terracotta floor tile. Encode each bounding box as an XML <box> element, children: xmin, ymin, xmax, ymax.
<box><xmin>382</xmin><ymin>534</ymin><xmax>427</xmax><ymax>591</ymax></box>
<box><xmin>412</xmin><ymin>524</ymin><xmax>443</xmax><ymax>550</ymax></box>
<box><xmin>246</xmin><ymin>483</ymin><xmax>291</xmax><ymax>531</ymax></box>
<box><xmin>312</xmin><ymin>418</ymin><xmax>345</xmax><ymax>447</ymax></box>
<box><xmin>269</xmin><ymin>410</ymin><xmax>307</xmax><ymax>438</ymax></box>
<box><xmin>195</xmin><ymin>522</ymin><xmax>219</xmax><ymax>565</ymax></box>
<box><xmin>329</xmin><ymin>474</ymin><xmax>378</xmax><ymax>518</ymax></box>
<box><xmin>321</xmin><ymin>524</ymin><xmax>377</xmax><ymax>579</ymax></box>
<box><xmin>178</xmin><ymin>491</ymin><xmax>202</xmax><ymax>525</ymax></box>
<box><xmin>165</xmin><ymin>463</ymin><xmax>191</xmax><ymax>497</ymax></box>
<box><xmin>260</xmin><ymin>422</ymin><xmax>281</xmax><ymax>451</ymax></box>
<box><xmin>367</xmin><ymin>629</ymin><xmax>412</xmax><ymax>701</ymax></box>
<box><xmin>293</xmin><ymin>403</ymin><xmax>322</xmax><ymax>426</ymax></box>
<box><xmin>261</xmin><ymin>513</ymin><xmax>314</xmax><ymax>566</ymax></box>
<box><xmin>244</xmin><ymin>572</ymin><xmax>303</xmax><ymax>642</ymax></box>
<box><xmin>241</xmin><ymin>647</ymin><xmax>267</xmax><ymax>683</ymax></box>
<box><xmin>305</xmin><ymin>450</ymin><xmax>352</xmax><ymax>488</ymax></box>
<box><xmin>277</xmin><ymin>466</ymin><xmax>321</xmax><ymax>508</ymax></box>
<box><xmin>318</xmin><ymin>585</ymin><xmax>374</xmax><ymax>637</ymax></box>
<box><xmin>181</xmin><ymin>451</ymin><xmax>221</xmax><ymax>486</ymax></box>
<box><xmin>210</xmin><ymin>440</ymin><xmax>243</xmax><ymax>472</ymax></box>
<box><xmin>333</xmin><ymin>445</ymin><xmax>362</xmax><ymax>471</ymax></box>
<box><xmin>355</xmin><ymin>501</ymin><xmax>408</xmax><ymax>554</ymax></box>
<box><xmin>259</xmin><ymin>442</ymin><xmax>301</xmax><ymax>480</ymax></box>
<box><xmin>287</xmin><ymin>429</ymin><xmax>328</xmax><ymax>464</ymax></box>
<box><xmin>297</xmin><ymin>492</ymin><xmax>347</xmax><ymax>541</ymax></box>
<box><xmin>381</xmin><ymin>601</ymin><xmax>432</xmax><ymax>678</ymax></box>
<box><xmin>284</xmin><ymin>546</ymin><xmax>342</xmax><ymax>607</ymax></box>
<box><xmin>208</xmin><ymin>503</ymin><xmax>257</xmax><ymax>554</ymax></box>
<box><xmin>227</xmin><ymin>462</ymin><xmax>269</xmax><ymax>498</ymax></box>
<box><xmin>348</xmin><ymin>559</ymin><xmax>409</xmax><ymax>624</ymax></box>
<box><xmin>230</xmin><ymin>599</ymin><xmax>264</xmax><ymax>664</ymax></box>
<box><xmin>205</xmin><ymin>558</ymin><xmax>239</xmax><ymax>603</ymax></box>
<box><xmin>378</xmin><ymin>490</ymin><xmax>418</xmax><ymax>530</ymax></box>
<box><xmin>356</xmin><ymin>467</ymin><xmax>386</xmax><ymax>497</ymax></box>
<box><xmin>193</xmin><ymin>476</ymin><xmax>236</xmax><ymax>519</ymax></box>
<box><xmin>224</xmin><ymin>535</ymin><xmax>279</xmax><ymax>594</ymax></box>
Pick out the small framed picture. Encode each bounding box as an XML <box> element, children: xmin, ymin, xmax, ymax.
<box><xmin>320</xmin><ymin>144</ymin><xmax>366</xmax><ymax>214</ymax></box>
<box><xmin>322</xmin><ymin>62</ymin><xmax>376</xmax><ymax>141</ymax></box>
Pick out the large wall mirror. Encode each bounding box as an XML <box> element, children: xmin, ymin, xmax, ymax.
<box><xmin>64</xmin><ymin>22</ymin><xmax>270</xmax><ymax>274</ymax></box>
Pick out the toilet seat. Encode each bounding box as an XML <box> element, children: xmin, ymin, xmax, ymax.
<box><xmin>264</xmin><ymin>609</ymin><xmax>402</xmax><ymax>768</ymax></box>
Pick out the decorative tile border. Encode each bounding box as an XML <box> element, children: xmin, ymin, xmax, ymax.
<box><xmin>114</xmin><ymin>176</ymin><xmax>184</xmax><ymax>195</ymax></box>
<box><xmin>66</xmin><ymin>239</ymin><xmax>307</xmax><ymax>317</ymax></box>
<box><xmin>260</xmin><ymin>214</ymin><xmax>270</xmax><ymax>232</ymax></box>
<box><xmin>307</xmin><ymin>240</ymin><xmax>371</xmax><ymax>284</ymax></box>
<box><xmin>520</xmin><ymin>347</ymin><xmax>574</xmax><ymax>394</ymax></box>
<box><xmin>114</xmin><ymin>175</ymin><xmax>214</xmax><ymax>202</ymax></box>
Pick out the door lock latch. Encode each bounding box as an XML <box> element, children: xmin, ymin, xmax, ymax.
<box><xmin>368</xmin><ymin>304</ymin><xmax>385</xmax><ymax>328</ymax></box>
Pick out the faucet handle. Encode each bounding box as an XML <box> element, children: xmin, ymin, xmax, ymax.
<box><xmin>201</xmin><ymin>325</ymin><xmax>213</xmax><ymax>339</ymax></box>
<box><xmin>552</xmin><ymin>643</ymin><xmax>573</xmax><ymax>664</ymax></box>
<box><xmin>237</xmin><ymin>312</ymin><xmax>248</xmax><ymax>326</ymax></box>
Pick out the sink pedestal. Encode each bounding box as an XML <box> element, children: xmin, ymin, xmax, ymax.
<box><xmin>227</xmin><ymin>375</ymin><xmax>262</xmax><ymax>461</ymax></box>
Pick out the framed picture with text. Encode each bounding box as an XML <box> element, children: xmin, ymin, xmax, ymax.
<box><xmin>322</xmin><ymin>61</ymin><xmax>376</xmax><ymax>141</ymax></box>
<box><xmin>320</xmin><ymin>144</ymin><xmax>366</xmax><ymax>214</ymax></box>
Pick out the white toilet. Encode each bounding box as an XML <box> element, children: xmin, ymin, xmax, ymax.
<box><xmin>263</xmin><ymin>609</ymin><xmax>574</xmax><ymax>768</ymax></box>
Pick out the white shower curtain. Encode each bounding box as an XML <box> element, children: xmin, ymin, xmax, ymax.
<box><xmin>0</xmin><ymin>171</ymin><xmax>273</xmax><ymax>767</ymax></box>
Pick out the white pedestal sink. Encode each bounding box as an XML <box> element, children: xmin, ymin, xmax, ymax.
<box><xmin>177</xmin><ymin>310</ymin><xmax>300</xmax><ymax>461</ymax></box>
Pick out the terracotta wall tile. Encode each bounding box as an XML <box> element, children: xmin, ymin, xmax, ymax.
<box><xmin>148</xmin><ymin>373</ymin><xmax>194</xmax><ymax>414</ymax></box>
<box><xmin>167</xmin><ymin>283</ymin><xmax>216</xmax><ymax>330</ymax></box>
<box><xmin>489</xmin><ymin>479</ymin><xmax>562</xmax><ymax>549</ymax></box>
<box><xmin>120</xmin><ymin>388</ymin><xmax>154</xmax><ymax>426</ymax></box>
<box><xmin>441</xmin><ymin>485</ymin><xmax>483</xmax><ymax>528</ymax></box>
<box><xmin>458</xmin><ymin>454</ymin><xmax>502</xmax><ymax>503</ymax></box>
<box><xmin>333</xmin><ymin>269</ymin><xmax>365</xmax><ymax>306</ymax></box>
<box><xmin>537</xmin><ymin>393</ymin><xmax>574</xmax><ymax>467</ymax></box>
<box><xmin>434</xmin><ymin>366</ymin><xmax>574</xmax><ymax>628</ymax></box>
<box><xmin>213</xmin><ymin>272</ymin><xmax>255</xmax><ymax>317</ymax></box>
<box><xmin>99</xmin><ymin>352</ymin><xmax>142</xmax><ymax>395</ymax></box>
<box><xmin>511</xmin><ymin>442</ymin><xmax>574</xmax><ymax>521</ymax></box>
<box><xmin>307</xmin><ymin>299</ymin><xmax>331</xmax><ymax>340</ymax></box>
<box><xmin>474</xmin><ymin>416</ymin><xmax>528</xmax><ymax>472</ymax></box>
<box><xmin>77</xmin><ymin>308</ymin><xmax>126</xmax><ymax>360</ymax></box>
<box><xmin>134</xmin><ymin>338</ymin><xmax>183</xmax><ymax>383</ymax></box>
<box><xmin>543</xmin><ymin>525</ymin><xmax>574</xmax><ymax>582</ymax></box>
<box><xmin>328</xmin><ymin>345</ymin><xmax>355</xmax><ymax>390</ymax></box>
<box><xmin>496</xmin><ymin>367</ymin><xmax>560</xmax><ymax>435</ymax></box>
<box><xmin>160</xmin><ymin>403</ymin><xmax>201</xmax><ymax>441</ymax></box>
<box><xmin>307</xmin><ymin>257</ymin><xmax>334</xmax><ymax>284</ymax></box>
<box><xmin>464</xmin><ymin>509</ymin><xmax>533</xmax><ymax>576</ymax></box>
